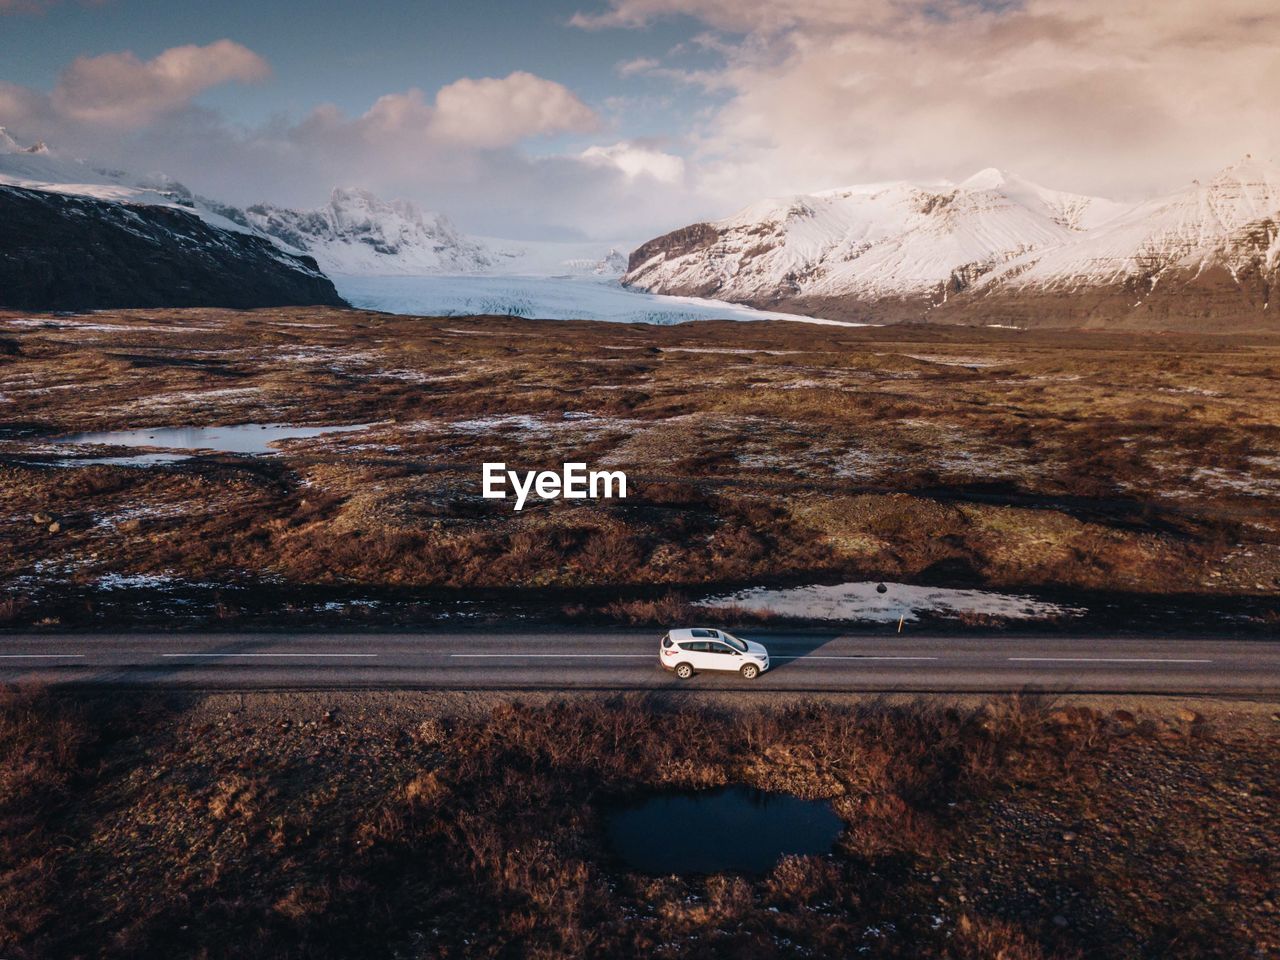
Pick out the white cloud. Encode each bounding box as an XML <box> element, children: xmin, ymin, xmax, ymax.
<box><xmin>288</xmin><ymin>72</ymin><xmax>598</xmax><ymax>157</ymax></box>
<box><xmin>0</xmin><ymin>50</ymin><xmax>692</xmax><ymax>240</ymax></box>
<box><xmin>576</xmin><ymin>0</ymin><xmax>1280</xmax><ymax>201</ymax></box>
<box><xmin>581</xmin><ymin>141</ymin><xmax>685</xmax><ymax>183</ymax></box>
<box><xmin>49</xmin><ymin>40</ymin><xmax>270</xmax><ymax>127</ymax></box>
<box><xmin>616</xmin><ymin>56</ymin><xmax>661</xmax><ymax>77</ymax></box>
<box><xmin>432</xmin><ymin>72</ymin><xmax>598</xmax><ymax>147</ymax></box>
<box><xmin>0</xmin><ymin>81</ymin><xmax>42</xmax><ymax>124</ymax></box>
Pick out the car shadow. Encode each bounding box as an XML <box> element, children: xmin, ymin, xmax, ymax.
<box><xmin>738</xmin><ymin>629</ymin><xmax>843</xmax><ymax>676</ymax></box>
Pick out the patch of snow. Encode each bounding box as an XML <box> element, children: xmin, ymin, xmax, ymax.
<box><xmin>660</xmin><ymin>347</ymin><xmax>803</xmax><ymax>355</ymax></box>
<box><xmin>1</xmin><ymin>317</ymin><xmax>214</xmax><ymax>333</ymax></box>
<box><xmin>699</xmin><ymin>581</ymin><xmax>1083</xmax><ymax>622</ymax></box>
<box><xmin>901</xmin><ymin>354</ymin><xmax>1004</xmax><ymax>367</ymax></box>
<box><xmin>96</xmin><ymin>572</ymin><xmax>181</xmax><ymax>590</ymax></box>
<box><xmin>55</xmin><ymin>422</ymin><xmax>377</xmax><ymax>455</ymax></box>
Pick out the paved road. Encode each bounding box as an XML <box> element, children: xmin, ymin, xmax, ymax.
<box><xmin>2</xmin><ymin>631</ymin><xmax>1279</xmax><ymax>694</ymax></box>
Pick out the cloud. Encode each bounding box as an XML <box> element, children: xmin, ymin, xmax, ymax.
<box><xmin>581</xmin><ymin>141</ymin><xmax>685</xmax><ymax>183</ymax></box>
<box><xmin>432</xmin><ymin>72</ymin><xmax>598</xmax><ymax>147</ymax></box>
<box><xmin>49</xmin><ymin>40</ymin><xmax>270</xmax><ymax>127</ymax></box>
<box><xmin>575</xmin><ymin>0</ymin><xmax>1280</xmax><ymax>201</ymax></box>
<box><xmin>0</xmin><ymin>81</ymin><xmax>43</xmax><ymax>124</ymax></box>
<box><xmin>570</xmin><ymin>0</ymin><xmax>879</xmax><ymax>32</ymax></box>
<box><xmin>616</xmin><ymin>56</ymin><xmax>661</xmax><ymax>77</ymax></box>
<box><xmin>0</xmin><ymin>51</ymin><xmax>680</xmax><ymax>240</ymax></box>
<box><xmin>292</xmin><ymin>72</ymin><xmax>598</xmax><ymax>157</ymax></box>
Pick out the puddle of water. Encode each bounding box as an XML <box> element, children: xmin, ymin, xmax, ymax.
<box><xmin>54</xmin><ymin>423</ymin><xmax>374</xmax><ymax>456</ymax></box>
<box><xmin>604</xmin><ymin>786</ymin><xmax>842</xmax><ymax>875</ymax></box>
<box><xmin>699</xmin><ymin>581</ymin><xmax>1083</xmax><ymax>622</ymax></box>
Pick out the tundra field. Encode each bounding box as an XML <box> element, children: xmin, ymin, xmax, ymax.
<box><xmin>1</xmin><ymin>307</ymin><xmax>1279</xmax><ymax>630</ymax></box>
<box><xmin>2</xmin><ymin>689</ymin><xmax>1278</xmax><ymax>959</ymax></box>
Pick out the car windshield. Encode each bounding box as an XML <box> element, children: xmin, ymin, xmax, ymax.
<box><xmin>722</xmin><ymin>633</ymin><xmax>748</xmax><ymax>652</ymax></box>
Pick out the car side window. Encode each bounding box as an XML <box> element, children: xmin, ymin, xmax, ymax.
<box><xmin>679</xmin><ymin>641</ymin><xmax>705</xmax><ymax>652</ymax></box>
<box><xmin>709</xmin><ymin>642</ymin><xmax>734</xmax><ymax>655</ymax></box>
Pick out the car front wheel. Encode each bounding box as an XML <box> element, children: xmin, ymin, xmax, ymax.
<box><xmin>740</xmin><ymin>663</ymin><xmax>760</xmax><ymax>680</ymax></box>
<box><xmin>675</xmin><ymin>663</ymin><xmax>693</xmax><ymax>679</ymax></box>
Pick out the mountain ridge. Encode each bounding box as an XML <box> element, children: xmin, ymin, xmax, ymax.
<box><xmin>0</xmin><ymin>184</ymin><xmax>345</xmax><ymax>311</ymax></box>
<box><xmin>624</xmin><ymin>160</ymin><xmax>1280</xmax><ymax>331</ymax></box>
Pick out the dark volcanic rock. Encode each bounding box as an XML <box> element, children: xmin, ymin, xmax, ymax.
<box><xmin>626</xmin><ymin>222</ymin><xmax>719</xmax><ymax>276</ymax></box>
<box><xmin>0</xmin><ymin>185</ymin><xmax>347</xmax><ymax>311</ymax></box>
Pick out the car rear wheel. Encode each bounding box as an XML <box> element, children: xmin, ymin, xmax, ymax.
<box><xmin>740</xmin><ymin>663</ymin><xmax>760</xmax><ymax>680</ymax></box>
<box><xmin>675</xmin><ymin>663</ymin><xmax>693</xmax><ymax>679</ymax></box>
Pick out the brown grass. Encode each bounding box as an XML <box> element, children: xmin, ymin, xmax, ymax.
<box><xmin>0</xmin><ymin>689</ymin><xmax>1274</xmax><ymax>959</ymax></box>
<box><xmin>2</xmin><ymin>308</ymin><xmax>1279</xmax><ymax>629</ymax></box>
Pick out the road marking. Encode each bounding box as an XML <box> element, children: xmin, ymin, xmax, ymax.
<box><xmin>788</xmin><ymin>660</ymin><xmax>942</xmax><ymax>665</ymax></box>
<box><xmin>448</xmin><ymin>654</ymin><xmax>941</xmax><ymax>662</ymax></box>
<box><xmin>450</xmin><ymin>653</ymin><xmax>653</xmax><ymax>659</ymax></box>
<box><xmin>449</xmin><ymin>654</ymin><xmax>940</xmax><ymax>661</ymax></box>
<box><xmin>1007</xmin><ymin>657</ymin><xmax>1213</xmax><ymax>664</ymax></box>
<box><xmin>0</xmin><ymin>654</ymin><xmax>86</xmax><ymax>659</ymax></box>
<box><xmin>160</xmin><ymin>653</ymin><xmax>378</xmax><ymax>658</ymax></box>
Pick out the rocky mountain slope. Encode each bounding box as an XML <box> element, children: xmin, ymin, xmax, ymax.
<box><xmin>0</xmin><ymin>129</ymin><xmax>344</xmax><ymax>310</ymax></box>
<box><xmin>625</xmin><ymin>161</ymin><xmax>1280</xmax><ymax>330</ymax></box>
<box><xmin>0</xmin><ymin>184</ymin><xmax>345</xmax><ymax>311</ymax></box>
<box><xmin>946</xmin><ymin>157</ymin><xmax>1280</xmax><ymax>330</ymax></box>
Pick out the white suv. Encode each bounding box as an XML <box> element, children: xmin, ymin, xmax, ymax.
<box><xmin>660</xmin><ymin>627</ymin><xmax>770</xmax><ymax>680</ymax></box>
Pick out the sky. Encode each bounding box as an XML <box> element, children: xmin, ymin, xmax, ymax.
<box><xmin>2</xmin><ymin>0</ymin><xmax>1279</xmax><ymax>241</ymax></box>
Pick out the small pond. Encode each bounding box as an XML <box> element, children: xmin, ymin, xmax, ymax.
<box><xmin>54</xmin><ymin>423</ymin><xmax>374</xmax><ymax>457</ymax></box>
<box><xmin>604</xmin><ymin>786</ymin><xmax>842</xmax><ymax>875</ymax></box>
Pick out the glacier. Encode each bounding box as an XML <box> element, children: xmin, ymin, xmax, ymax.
<box><xmin>333</xmin><ymin>273</ymin><xmax>859</xmax><ymax>326</ymax></box>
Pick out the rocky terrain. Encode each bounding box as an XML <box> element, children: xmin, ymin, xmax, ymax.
<box><xmin>1</xmin><ymin>307</ymin><xmax>1278</xmax><ymax>630</ymax></box>
<box><xmin>625</xmin><ymin>159</ymin><xmax>1280</xmax><ymax>332</ymax></box>
<box><xmin>0</xmin><ymin>186</ymin><xmax>345</xmax><ymax>311</ymax></box>
<box><xmin>1</xmin><ymin>688</ymin><xmax>1275</xmax><ymax>959</ymax></box>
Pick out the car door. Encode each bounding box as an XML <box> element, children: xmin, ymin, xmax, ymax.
<box><xmin>680</xmin><ymin>641</ymin><xmax>716</xmax><ymax>671</ymax></box>
<box><xmin>705</xmin><ymin>641</ymin><xmax>740</xmax><ymax>672</ymax></box>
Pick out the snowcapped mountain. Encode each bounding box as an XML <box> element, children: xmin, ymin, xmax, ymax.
<box><xmin>623</xmin><ymin>169</ymin><xmax>1126</xmax><ymax>321</ymax></box>
<box><xmin>237</xmin><ymin>188</ymin><xmax>496</xmax><ymax>275</ymax></box>
<box><xmin>0</xmin><ymin>129</ymin><xmax>344</xmax><ymax>311</ymax></box>
<box><xmin>624</xmin><ymin>161</ymin><xmax>1280</xmax><ymax>330</ymax></box>
<box><xmin>0</xmin><ymin>132</ymin><xmax>629</xmax><ymax>285</ymax></box>
<box><xmin>481</xmin><ymin>240</ymin><xmax>629</xmax><ymax>278</ymax></box>
<box><xmin>974</xmin><ymin>158</ymin><xmax>1280</xmax><ymax>295</ymax></box>
<box><xmin>0</xmin><ymin>126</ymin><xmax>262</xmax><ymax>237</ymax></box>
<box><xmin>233</xmin><ymin>188</ymin><xmax>633</xmax><ymax>280</ymax></box>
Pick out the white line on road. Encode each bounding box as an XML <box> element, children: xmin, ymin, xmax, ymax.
<box><xmin>449</xmin><ymin>654</ymin><xmax>942</xmax><ymax>662</ymax></box>
<box><xmin>160</xmin><ymin>653</ymin><xmax>378</xmax><ymax>658</ymax></box>
<box><xmin>1007</xmin><ymin>657</ymin><xmax>1213</xmax><ymax>664</ymax></box>
<box><xmin>796</xmin><ymin>655</ymin><xmax>940</xmax><ymax>661</ymax></box>
<box><xmin>450</xmin><ymin>653</ymin><xmax>653</xmax><ymax>659</ymax></box>
<box><xmin>0</xmin><ymin>654</ymin><xmax>86</xmax><ymax>658</ymax></box>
